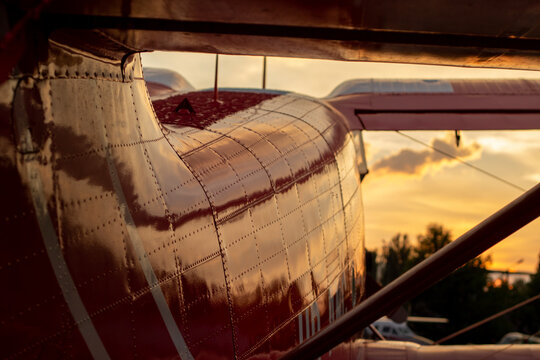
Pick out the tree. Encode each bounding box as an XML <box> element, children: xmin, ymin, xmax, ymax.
<box><xmin>381</xmin><ymin>233</ymin><xmax>414</xmax><ymax>285</ymax></box>
<box><xmin>377</xmin><ymin>224</ymin><xmax>540</xmax><ymax>344</ymax></box>
<box><xmin>528</xmin><ymin>252</ymin><xmax>540</xmax><ymax>295</ymax></box>
<box><xmin>410</xmin><ymin>251</ymin><xmax>493</xmax><ymax>343</ymax></box>
<box><xmin>405</xmin><ymin>224</ymin><xmax>492</xmax><ymax>343</ymax></box>
<box><xmin>414</xmin><ymin>223</ymin><xmax>452</xmax><ymax>263</ymax></box>
<box><xmin>520</xmin><ymin>251</ymin><xmax>540</xmax><ymax>334</ymax></box>
<box><xmin>365</xmin><ymin>249</ymin><xmax>379</xmax><ymax>279</ymax></box>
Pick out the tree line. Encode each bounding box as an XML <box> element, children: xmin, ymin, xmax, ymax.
<box><xmin>367</xmin><ymin>223</ymin><xmax>540</xmax><ymax>344</ymax></box>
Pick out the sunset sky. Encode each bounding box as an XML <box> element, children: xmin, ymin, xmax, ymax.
<box><xmin>142</xmin><ymin>52</ymin><xmax>540</xmax><ymax>274</ymax></box>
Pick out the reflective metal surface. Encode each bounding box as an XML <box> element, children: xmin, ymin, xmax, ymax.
<box><xmin>3</xmin><ymin>3</ymin><xmax>540</xmax><ymax>359</ymax></box>
<box><xmin>327</xmin><ymin>78</ymin><xmax>540</xmax><ymax>131</ymax></box>
<box><xmin>1</xmin><ymin>35</ymin><xmax>365</xmax><ymax>359</ymax></box>
<box><xmin>32</xmin><ymin>0</ymin><xmax>540</xmax><ymax>70</ymax></box>
<box><xmin>351</xmin><ymin>340</ymin><xmax>540</xmax><ymax>360</ymax></box>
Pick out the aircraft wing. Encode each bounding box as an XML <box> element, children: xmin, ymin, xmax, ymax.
<box><xmin>13</xmin><ymin>0</ymin><xmax>540</xmax><ymax>70</ymax></box>
<box><xmin>326</xmin><ymin>79</ymin><xmax>540</xmax><ymax>130</ymax></box>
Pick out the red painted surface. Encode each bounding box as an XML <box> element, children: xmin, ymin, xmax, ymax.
<box><xmin>3</xmin><ymin>5</ymin><xmax>540</xmax><ymax>359</ymax></box>
<box><xmin>1</xmin><ymin>37</ymin><xmax>365</xmax><ymax>359</ymax></box>
<box><xmin>154</xmin><ymin>91</ymin><xmax>278</xmax><ymax>129</ymax></box>
<box><xmin>448</xmin><ymin>79</ymin><xmax>540</xmax><ymax>94</ymax></box>
<box><xmin>328</xmin><ymin>92</ymin><xmax>540</xmax><ymax>131</ymax></box>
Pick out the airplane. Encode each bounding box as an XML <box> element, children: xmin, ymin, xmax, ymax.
<box><xmin>1</xmin><ymin>1</ymin><xmax>540</xmax><ymax>359</ymax></box>
<box><xmin>363</xmin><ymin>316</ymin><xmax>435</xmax><ymax>345</ymax></box>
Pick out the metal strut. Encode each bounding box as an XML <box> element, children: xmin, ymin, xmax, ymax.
<box><xmin>281</xmin><ymin>182</ymin><xmax>540</xmax><ymax>360</ymax></box>
<box><xmin>436</xmin><ymin>293</ymin><xmax>540</xmax><ymax>344</ymax></box>
<box><xmin>213</xmin><ymin>54</ymin><xmax>219</xmax><ymax>102</ymax></box>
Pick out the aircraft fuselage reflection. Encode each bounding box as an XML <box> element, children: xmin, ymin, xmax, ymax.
<box><xmin>1</xmin><ymin>37</ymin><xmax>365</xmax><ymax>359</ymax></box>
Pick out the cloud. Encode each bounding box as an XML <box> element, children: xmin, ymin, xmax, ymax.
<box><xmin>371</xmin><ymin>133</ymin><xmax>481</xmax><ymax>175</ymax></box>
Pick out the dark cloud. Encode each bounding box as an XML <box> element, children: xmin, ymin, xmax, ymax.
<box><xmin>372</xmin><ymin>134</ymin><xmax>481</xmax><ymax>175</ymax></box>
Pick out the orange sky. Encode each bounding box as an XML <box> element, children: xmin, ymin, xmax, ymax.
<box><xmin>362</xmin><ymin>130</ymin><xmax>539</xmax><ymax>273</ymax></box>
<box><xmin>142</xmin><ymin>52</ymin><xmax>540</xmax><ymax>273</ymax></box>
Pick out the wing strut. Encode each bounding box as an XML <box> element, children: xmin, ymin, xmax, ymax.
<box><xmin>281</xmin><ymin>183</ymin><xmax>540</xmax><ymax>360</ymax></box>
<box><xmin>436</xmin><ymin>293</ymin><xmax>540</xmax><ymax>344</ymax></box>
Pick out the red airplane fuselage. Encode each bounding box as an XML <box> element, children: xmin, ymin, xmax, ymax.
<box><xmin>1</xmin><ymin>36</ymin><xmax>365</xmax><ymax>359</ymax></box>
<box><xmin>3</xmin><ymin>7</ymin><xmax>540</xmax><ymax>358</ymax></box>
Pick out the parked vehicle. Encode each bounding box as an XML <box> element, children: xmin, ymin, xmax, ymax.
<box><xmin>364</xmin><ymin>317</ymin><xmax>434</xmax><ymax>345</ymax></box>
<box><xmin>499</xmin><ymin>332</ymin><xmax>540</xmax><ymax>344</ymax></box>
